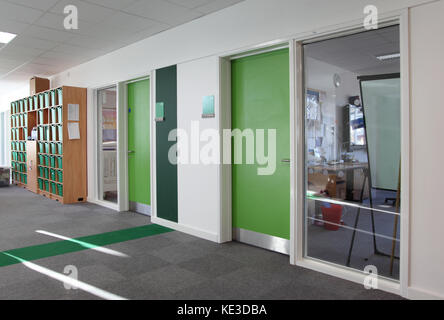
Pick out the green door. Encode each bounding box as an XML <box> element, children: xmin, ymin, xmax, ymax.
<box><xmin>231</xmin><ymin>49</ymin><xmax>290</xmax><ymax>245</ymax></box>
<box><xmin>128</xmin><ymin>79</ymin><xmax>151</xmax><ymax>214</ymax></box>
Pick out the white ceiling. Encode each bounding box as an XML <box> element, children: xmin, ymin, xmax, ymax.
<box><xmin>305</xmin><ymin>25</ymin><xmax>400</xmax><ymax>75</ymax></box>
<box><xmin>0</xmin><ymin>0</ymin><xmax>245</xmax><ymax>94</ymax></box>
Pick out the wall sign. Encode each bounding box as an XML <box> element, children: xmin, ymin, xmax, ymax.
<box><xmin>202</xmin><ymin>95</ymin><xmax>215</xmax><ymax>119</ymax></box>
<box><xmin>155</xmin><ymin>102</ymin><xmax>165</xmax><ymax>122</ymax></box>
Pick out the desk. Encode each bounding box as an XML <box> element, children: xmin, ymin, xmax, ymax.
<box><xmin>308</xmin><ymin>162</ymin><xmax>368</xmax><ymax>201</ymax></box>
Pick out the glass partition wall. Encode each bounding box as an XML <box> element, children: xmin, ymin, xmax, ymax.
<box><xmin>302</xmin><ymin>25</ymin><xmax>401</xmax><ymax>280</ymax></box>
<box><xmin>97</xmin><ymin>86</ymin><xmax>118</xmax><ymax>204</ymax></box>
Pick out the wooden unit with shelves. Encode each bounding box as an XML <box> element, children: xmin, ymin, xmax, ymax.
<box><xmin>10</xmin><ymin>86</ymin><xmax>87</xmax><ymax>204</ymax></box>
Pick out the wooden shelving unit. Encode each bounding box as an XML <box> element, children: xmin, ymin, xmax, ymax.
<box><xmin>10</xmin><ymin>86</ymin><xmax>87</xmax><ymax>204</ymax></box>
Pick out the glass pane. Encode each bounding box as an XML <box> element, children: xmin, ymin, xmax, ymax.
<box><xmin>303</xmin><ymin>26</ymin><xmax>401</xmax><ymax>280</ymax></box>
<box><xmin>97</xmin><ymin>87</ymin><xmax>118</xmax><ymax>203</ymax></box>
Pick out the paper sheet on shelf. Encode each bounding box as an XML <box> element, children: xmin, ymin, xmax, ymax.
<box><xmin>68</xmin><ymin>104</ymin><xmax>79</xmax><ymax>121</ymax></box>
<box><xmin>68</xmin><ymin>122</ymin><xmax>80</xmax><ymax>140</ymax></box>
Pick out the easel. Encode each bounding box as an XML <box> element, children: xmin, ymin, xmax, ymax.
<box><xmin>346</xmin><ymin>74</ymin><xmax>401</xmax><ymax>271</ymax></box>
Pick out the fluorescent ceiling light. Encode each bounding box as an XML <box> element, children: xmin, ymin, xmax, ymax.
<box><xmin>376</xmin><ymin>53</ymin><xmax>400</xmax><ymax>61</ymax></box>
<box><xmin>0</xmin><ymin>31</ymin><xmax>17</xmax><ymax>44</ymax></box>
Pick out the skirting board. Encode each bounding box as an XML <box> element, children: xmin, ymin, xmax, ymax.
<box><xmin>296</xmin><ymin>258</ymin><xmax>401</xmax><ymax>297</ymax></box>
<box><xmin>151</xmin><ymin>216</ymin><xmax>219</xmax><ymax>243</ymax></box>
<box><xmin>407</xmin><ymin>287</ymin><xmax>444</xmax><ymax>300</ymax></box>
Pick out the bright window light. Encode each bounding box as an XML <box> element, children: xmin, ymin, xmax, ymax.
<box><xmin>0</xmin><ymin>31</ymin><xmax>17</xmax><ymax>44</ymax></box>
<box><xmin>376</xmin><ymin>53</ymin><xmax>401</xmax><ymax>61</ymax></box>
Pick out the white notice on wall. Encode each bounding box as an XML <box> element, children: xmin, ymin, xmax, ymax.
<box><xmin>68</xmin><ymin>122</ymin><xmax>80</xmax><ymax>140</ymax></box>
<box><xmin>68</xmin><ymin>104</ymin><xmax>79</xmax><ymax>121</ymax></box>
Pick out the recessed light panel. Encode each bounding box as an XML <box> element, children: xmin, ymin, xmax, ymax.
<box><xmin>0</xmin><ymin>31</ymin><xmax>17</xmax><ymax>44</ymax></box>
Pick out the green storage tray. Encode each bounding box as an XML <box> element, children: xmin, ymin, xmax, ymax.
<box><xmin>50</xmin><ymin>156</ymin><xmax>55</xmax><ymax>168</ymax></box>
<box><xmin>44</xmin><ymin>92</ymin><xmax>50</xmax><ymax>108</ymax></box>
<box><xmin>44</xmin><ymin>180</ymin><xmax>49</xmax><ymax>192</ymax></box>
<box><xmin>44</xmin><ymin>168</ymin><xmax>49</xmax><ymax>179</ymax></box>
<box><xmin>57</xmin><ymin>184</ymin><xmax>63</xmax><ymax>197</ymax></box>
<box><xmin>57</xmin><ymin>106</ymin><xmax>62</xmax><ymax>123</ymax></box>
<box><xmin>38</xmin><ymin>142</ymin><xmax>44</xmax><ymax>153</ymax></box>
<box><xmin>58</xmin><ymin>125</ymin><xmax>63</xmax><ymax>141</ymax></box>
<box><xmin>39</xmin><ymin>166</ymin><xmax>44</xmax><ymax>178</ymax></box>
<box><xmin>51</xmin><ymin>108</ymin><xmax>57</xmax><ymax>124</ymax></box>
<box><xmin>39</xmin><ymin>94</ymin><xmax>44</xmax><ymax>109</ymax></box>
<box><xmin>57</xmin><ymin>156</ymin><xmax>63</xmax><ymax>169</ymax></box>
<box><xmin>45</xmin><ymin>142</ymin><xmax>50</xmax><ymax>154</ymax></box>
<box><xmin>57</xmin><ymin>170</ymin><xmax>63</xmax><ymax>183</ymax></box>
<box><xmin>51</xmin><ymin>182</ymin><xmax>56</xmax><ymax>194</ymax></box>
<box><xmin>57</xmin><ymin>143</ymin><xmax>63</xmax><ymax>155</ymax></box>
<box><xmin>51</xmin><ymin>90</ymin><xmax>57</xmax><ymax>106</ymax></box>
<box><xmin>38</xmin><ymin>110</ymin><xmax>44</xmax><ymax>125</ymax></box>
<box><xmin>19</xmin><ymin>100</ymin><xmax>24</xmax><ymax>113</ymax></box>
<box><xmin>33</xmin><ymin>96</ymin><xmax>38</xmax><ymax>109</ymax></box>
<box><xmin>57</xmin><ymin>88</ymin><xmax>63</xmax><ymax>105</ymax></box>
<box><xmin>51</xmin><ymin>125</ymin><xmax>57</xmax><ymax>141</ymax></box>
<box><xmin>38</xmin><ymin>178</ymin><xmax>43</xmax><ymax>190</ymax></box>
<box><xmin>28</xmin><ymin>97</ymin><xmax>33</xmax><ymax>111</ymax></box>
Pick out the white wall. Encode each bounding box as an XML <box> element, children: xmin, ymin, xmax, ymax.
<box><xmin>409</xmin><ymin>0</ymin><xmax>444</xmax><ymax>299</ymax></box>
<box><xmin>16</xmin><ymin>0</ymin><xmax>441</xmax><ymax>299</ymax></box>
<box><xmin>176</xmin><ymin>56</ymin><xmax>221</xmax><ymax>241</ymax></box>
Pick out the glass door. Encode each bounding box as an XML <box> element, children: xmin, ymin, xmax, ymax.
<box><xmin>97</xmin><ymin>86</ymin><xmax>118</xmax><ymax>204</ymax></box>
<box><xmin>302</xmin><ymin>25</ymin><xmax>401</xmax><ymax>280</ymax></box>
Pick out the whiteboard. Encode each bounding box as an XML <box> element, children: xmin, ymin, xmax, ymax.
<box><xmin>361</xmin><ymin>77</ymin><xmax>401</xmax><ymax>191</ymax></box>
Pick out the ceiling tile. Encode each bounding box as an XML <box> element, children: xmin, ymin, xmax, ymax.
<box><xmin>0</xmin><ymin>19</ymin><xmax>30</xmax><ymax>34</ymax></box>
<box><xmin>167</xmin><ymin>0</ymin><xmax>214</xmax><ymax>9</ymax></box>
<box><xmin>123</xmin><ymin>0</ymin><xmax>203</xmax><ymax>25</ymax></box>
<box><xmin>100</xmin><ymin>11</ymin><xmax>158</xmax><ymax>33</ymax></box>
<box><xmin>194</xmin><ymin>0</ymin><xmax>244</xmax><ymax>14</ymax></box>
<box><xmin>50</xmin><ymin>0</ymin><xmax>118</xmax><ymax>24</ymax></box>
<box><xmin>83</xmin><ymin>0</ymin><xmax>139</xmax><ymax>10</ymax></box>
<box><xmin>6</xmin><ymin>35</ymin><xmax>60</xmax><ymax>50</ymax></box>
<box><xmin>0</xmin><ymin>0</ymin><xmax>45</xmax><ymax>24</ymax></box>
<box><xmin>4</xmin><ymin>0</ymin><xmax>60</xmax><ymax>11</ymax></box>
<box><xmin>33</xmin><ymin>12</ymin><xmax>99</xmax><ymax>38</ymax></box>
<box><xmin>21</xmin><ymin>25</ymin><xmax>75</xmax><ymax>43</ymax></box>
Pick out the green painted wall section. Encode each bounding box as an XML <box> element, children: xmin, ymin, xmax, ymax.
<box><xmin>128</xmin><ymin>79</ymin><xmax>151</xmax><ymax>205</ymax></box>
<box><xmin>232</xmin><ymin>49</ymin><xmax>291</xmax><ymax>240</ymax></box>
<box><xmin>156</xmin><ymin>65</ymin><xmax>178</xmax><ymax>223</ymax></box>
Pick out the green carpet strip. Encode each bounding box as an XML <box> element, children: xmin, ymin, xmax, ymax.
<box><xmin>0</xmin><ymin>224</ymin><xmax>173</xmax><ymax>268</ymax></box>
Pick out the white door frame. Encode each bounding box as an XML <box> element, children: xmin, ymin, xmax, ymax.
<box><xmin>91</xmin><ymin>83</ymin><xmax>121</xmax><ymax>211</ymax></box>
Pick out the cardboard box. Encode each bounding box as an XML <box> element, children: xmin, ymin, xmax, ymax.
<box><xmin>30</xmin><ymin>77</ymin><xmax>50</xmax><ymax>96</ymax></box>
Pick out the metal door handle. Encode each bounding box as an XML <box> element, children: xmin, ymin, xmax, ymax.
<box><xmin>281</xmin><ymin>159</ymin><xmax>291</xmax><ymax>163</ymax></box>
<box><xmin>128</xmin><ymin>150</ymin><xmax>135</xmax><ymax>154</ymax></box>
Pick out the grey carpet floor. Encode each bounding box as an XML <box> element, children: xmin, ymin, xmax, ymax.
<box><xmin>0</xmin><ymin>186</ymin><xmax>402</xmax><ymax>300</ymax></box>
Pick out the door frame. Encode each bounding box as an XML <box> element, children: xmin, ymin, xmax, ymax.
<box><xmin>219</xmin><ymin>9</ymin><xmax>410</xmax><ymax>297</ymax></box>
<box><xmin>124</xmin><ymin>75</ymin><xmax>152</xmax><ymax>215</ymax></box>
<box><xmin>91</xmin><ymin>83</ymin><xmax>121</xmax><ymax>211</ymax></box>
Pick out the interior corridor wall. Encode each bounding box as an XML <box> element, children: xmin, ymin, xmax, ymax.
<box><xmin>176</xmin><ymin>57</ymin><xmax>220</xmax><ymax>241</ymax></box>
<box><xmin>409</xmin><ymin>0</ymin><xmax>444</xmax><ymax>299</ymax></box>
<box><xmin>41</xmin><ymin>0</ymin><xmax>444</xmax><ymax>299</ymax></box>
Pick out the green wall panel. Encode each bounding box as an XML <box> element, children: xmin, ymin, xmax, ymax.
<box><xmin>156</xmin><ymin>65</ymin><xmax>178</xmax><ymax>223</ymax></box>
<box><xmin>232</xmin><ymin>49</ymin><xmax>290</xmax><ymax>240</ymax></box>
<box><xmin>128</xmin><ymin>79</ymin><xmax>150</xmax><ymax>205</ymax></box>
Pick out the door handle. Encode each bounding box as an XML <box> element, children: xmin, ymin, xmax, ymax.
<box><xmin>128</xmin><ymin>150</ymin><xmax>135</xmax><ymax>154</ymax></box>
<box><xmin>281</xmin><ymin>159</ymin><xmax>291</xmax><ymax>163</ymax></box>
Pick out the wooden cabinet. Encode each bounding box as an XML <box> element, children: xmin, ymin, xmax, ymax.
<box><xmin>10</xmin><ymin>86</ymin><xmax>87</xmax><ymax>204</ymax></box>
